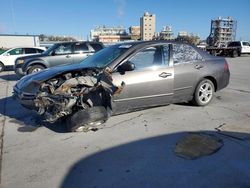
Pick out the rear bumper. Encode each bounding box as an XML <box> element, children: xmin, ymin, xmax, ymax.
<box><xmin>217</xmin><ymin>70</ymin><xmax>230</xmax><ymax>91</ymax></box>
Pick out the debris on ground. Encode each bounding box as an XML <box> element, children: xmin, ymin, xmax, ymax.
<box><xmin>175</xmin><ymin>133</ymin><xmax>223</xmax><ymax>160</ymax></box>
<box><xmin>215</xmin><ymin>123</ymin><xmax>250</xmax><ymax>140</ymax></box>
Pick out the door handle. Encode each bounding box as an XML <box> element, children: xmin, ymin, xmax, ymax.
<box><xmin>66</xmin><ymin>55</ymin><xmax>71</xmax><ymax>58</ymax></box>
<box><xmin>194</xmin><ymin>64</ymin><xmax>204</xmax><ymax>69</ymax></box>
<box><xmin>159</xmin><ymin>72</ymin><xmax>172</xmax><ymax>78</ymax></box>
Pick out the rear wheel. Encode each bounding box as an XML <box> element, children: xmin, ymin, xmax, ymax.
<box><xmin>191</xmin><ymin>79</ymin><xmax>214</xmax><ymax>106</ymax></box>
<box><xmin>27</xmin><ymin>65</ymin><xmax>45</xmax><ymax>74</ymax></box>
<box><xmin>66</xmin><ymin>106</ymin><xmax>109</xmax><ymax>132</ymax></box>
<box><xmin>0</xmin><ymin>62</ymin><xmax>4</xmax><ymax>72</ymax></box>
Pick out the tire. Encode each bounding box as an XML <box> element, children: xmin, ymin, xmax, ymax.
<box><xmin>0</xmin><ymin>62</ymin><xmax>5</xmax><ymax>72</ymax></box>
<box><xmin>66</xmin><ymin>106</ymin><xmax>109</xmax><ymax>132</ymax></box>
<box><xmin>191</xmin><ymin>79</ymin><xmax>214</xmax><ymax>106</ymax></box>
<box><xmin>27</xmin><ymin>65</ymin><xmax>45</xmax><ymax>74</ymax></box>
<box><xmin>231</xmin><ymin>50</ymin><xmax>238</xmax><ymax>58</ymax></box>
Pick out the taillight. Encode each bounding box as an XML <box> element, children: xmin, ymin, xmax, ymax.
<box><xmin>224</xmin><ymin>60</ymin><xmax>229</xmax><ymax>71</ymax></box>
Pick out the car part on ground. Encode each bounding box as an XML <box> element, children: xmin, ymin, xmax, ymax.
<box><xmin>33</xmin><ymin>68</ymin><xmax>124</xmax><ymax>131</ymax></box>
<box><xmin>66</xmin><ymin>106</ymin><xmax>109</xmax><ymax>132</ymax></box>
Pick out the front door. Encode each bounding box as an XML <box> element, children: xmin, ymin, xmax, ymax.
<box><xmin>112</xmin><ymin>45</ymin><xmax>174</xmax><ymax>114</ymax></box>
<box><xmin>47</xmin><ymin>43</ymin><xmax>74</xmax><ymax>68</ymax></box>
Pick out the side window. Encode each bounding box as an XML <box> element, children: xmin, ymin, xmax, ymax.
<box><xmin>73</xmin><ymin>43</ymin><xmax>89</xmax><ymax>53</ymax></box>
<box><xmin>54</xmin><ymin>44</ymin><xmax>72</xmax><ymax>55</ymax></box>
<box><xmin>8</xmin><ymin>48</ymin><xmax>23</xmax><ymax>55</ymax></box>
<box><xmin>90</xmin><ymin>43</ymin><xmax>103</xmax><ymax>52</ymax></box>
<box><xmin>173</xmin><ymin>44</ymin><xmax>203</xmax><ymax>64</ymax></box>
<box><xmin>24</xmin><ymin>48</ymin><xmax>37</xmax><ymax>54</ymax></box>
<box><xmin>243</xmin><ymin>42</ymin><xmax>250</xmax><ymax>46</ymax></box>
<box><xmin>37</xmin><ymin>49</ymin><xmax>44</xmax><ymax>53</ymax></box>
<box><xmin>129</xmin><ymin>46</ymin><xmax>168</xmax><ymax>70</ymax></box>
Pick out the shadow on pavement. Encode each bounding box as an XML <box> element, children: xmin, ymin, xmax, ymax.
<box><xmin>0</xmin><ymin>96</ymin><xmax>67</xmax><ymax>133</ymax></box>
<box><xmin>0</xmin><ymin>73</ymin><xmax>20</xmax><ymax>81</ymax></box>
<box><xmin>60</xmin><ymin>131</ymin><xmax>250</xmax><ymax>188</ymax></box>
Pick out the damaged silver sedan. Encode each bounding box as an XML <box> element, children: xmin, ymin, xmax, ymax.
<box><xmin>13</xmin><ymin>41</ymin><xmax>230</xmax><ymax>132</ymax></box>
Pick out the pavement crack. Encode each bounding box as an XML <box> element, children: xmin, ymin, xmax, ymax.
<box><xmin>216</xmin><ymin>105</ymin><xmax>250</xmax><ymax>119</ymax></box>
<box><xmin>227</xmin><ymin>88</ymin><xmax>250</xmax><ymax>94</ymax></box>
<box><xmin>0</xmin><ymin>74</ymin><xmax>10</xmax><ymax>185</ymax></box>
<box><xmin>99</xmin><ymin>113</ymin><xmax>144</xmax><ymax>130</ymax></box>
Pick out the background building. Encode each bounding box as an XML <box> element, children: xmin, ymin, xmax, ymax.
<box><xmin>129</xmin><ymin>26</ymin><xmax>140</xmax><ymax>40</ymax></box>
<box><xmin>159</xmin><ymin>26</ymin><xmax>174</xmax><ymax>40</ymax></box>
<box><xmin>90</xmin><ymin>26</ymin><xmax>129</xmax><ymax>43</ymax></box>
<box><xmin>0</xmin><ymin>34</ymin><xmax>40</xmax><ymax>49</ymax></box>
<box><xmin>207</xmin><ymin>17</ymin><xmax>237</xmax><ymax>47</ymax></box>
<box><xmin>178</xmin><ymin>31</ymin><xmax>188</xmax><ymax>37</ymax></box>
<box><xmin>140</xmin><ymin>12</ymin><xmax>156</xmax><ymax>41</ymax></box>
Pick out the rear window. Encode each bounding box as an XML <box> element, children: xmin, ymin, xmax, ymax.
<box><xmin>89</xmin><ymin>43</ymin><xmax>103</xmax><ymax>52</ymax></box>
<box><xmin>242</xmin><ymin>42</ymin><xmax>250</xmax><ymax>46</ymax></box>
<box><xmin>24</xmin><ymin>48</ymin><xmax>38</xmax><ymax>54</ymax></box>
<box><xmin>228</xmin><ymin>42</ymin><xmax>241</xmax><ymax>47</ymax></box>
<box><xmin>173</xmin><ymin>44</ymin><xmax>203</xmax><ymax>64</ymax></box>
<box><xmin>37</xmin><ymin>49</ymin><xmax>44</xmax><ymax>53</ymax></box>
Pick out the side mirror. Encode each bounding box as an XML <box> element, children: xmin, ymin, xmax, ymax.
<box><xmin>117</xmin><ymin>61</ymin><xmax>135</xmax><ymax>74</ymax></box>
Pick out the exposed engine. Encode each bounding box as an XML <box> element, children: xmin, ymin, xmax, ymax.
<box><xmin>34</xmin><ymin>68</ymin><xmax>124</xmax><ymax>123</ymax></box>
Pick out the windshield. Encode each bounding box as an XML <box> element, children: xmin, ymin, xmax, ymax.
<box><xmin>80</xmin><ymin>44</ymin><xmax>131</xmax><ymax>68</ymax></box>
<box><xmin>0</xmin><ymin>49</ymin><xmax>7</xmax><ymax>55</ymax></box>
<box><xmin>42</xmin><ymin>44</ymin><xmax>58</xmax><ymax>55</ymax></box>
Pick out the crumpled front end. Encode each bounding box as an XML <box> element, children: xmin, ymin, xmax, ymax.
<box><xmin>33</xmin><ymin>68</ymin><xmax>124</xmax><ymax>123</ymax></box>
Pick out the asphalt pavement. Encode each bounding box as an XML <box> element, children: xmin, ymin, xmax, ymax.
<box><xmin>0</xmin><ymin>56</ymin><xmax>250</xmax><ymax>188</ymax></box>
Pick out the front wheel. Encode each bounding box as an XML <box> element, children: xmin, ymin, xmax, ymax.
<box><xmin>66</xmin><ymin>106</ymin><xmax>109</xmax><ymax>132</ymax></box>
<box><xmin>27</xmin><ymin>65</ymin><xmax>45</xmax><ymax>74</ymax></box>
<box><xmin>191</xmin><ymin>79</ymin><xmax>214</xmax><ymax>106</ymax></box>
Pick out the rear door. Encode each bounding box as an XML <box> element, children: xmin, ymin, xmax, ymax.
<box><xmin>172</xmin><ymin>44</ymin><xmax>204</xmax><ymax>101</ymax></box>
<box><xmin>112</xmin><ymin>44</ymin><xmax>174</xmax><ymax>113</ymax></box>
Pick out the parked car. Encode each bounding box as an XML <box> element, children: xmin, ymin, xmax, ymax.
<box><xmin>14</xmin><ymin>41</ymin><xmax>104</xmax><ymax>77</ymax></box>
<box><xmin>0</xmin><ymin>47</ymin><xmax>45</xmax><ymax>72</ymax></box>
<box><xmin>13</xmin><ymin>41</ymin><xmax>230</xmax><ymax>132</ymax></box>
<box><xmin>227</xmin><ymin>41</ymin><xmax>250</xmax><ymax>54</ymax></box>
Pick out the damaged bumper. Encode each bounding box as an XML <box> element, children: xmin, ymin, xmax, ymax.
<box><xmin>16</xmin><ymin>68</ymin><xmax>124</xmax><ymax>125</ymax></box>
